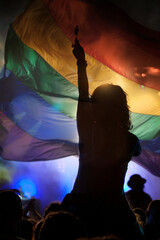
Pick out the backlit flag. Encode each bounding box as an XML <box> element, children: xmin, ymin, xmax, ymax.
<box><xmin>0</xmin><ymin>0</ymin><xmax>160</xmax><ymax>176</ymax></box>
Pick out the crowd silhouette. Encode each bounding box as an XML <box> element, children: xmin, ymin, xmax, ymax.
<box><xmin>0</xmin><ymin>38</ymin><xmax>158</xmax><ymax>240</ymax></box>
<box><xmin>0</xmin><ymin>187</ymin><xmax>158</xmax><ymax>240</ymax></box>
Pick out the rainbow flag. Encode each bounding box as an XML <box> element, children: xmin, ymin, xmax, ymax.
<box><xmin>0</xmin><ymin>0</ymin><xmax>160</xmax><ymax>175</ymax></box>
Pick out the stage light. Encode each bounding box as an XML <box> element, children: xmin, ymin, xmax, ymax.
<box><xmin>15</xmin><ymin>178</ymin><xmax>37</xmax><ymax>199</ymax></box>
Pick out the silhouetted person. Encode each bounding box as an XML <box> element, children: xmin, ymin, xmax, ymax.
<box><xmin>44</xmin><ymin>201</ymin><xmax>61</xmax><ymax>217</ymax></box>
<box><xmin>125</xmin><ymin>174</ymin><xmax>152</xmax><ymax>211</ymax></box>
<box><xmin>23</xmin><ymin>198</ymin><xmax>42</xmax><ymax>221</ymax></box>
<box><xmin>133</xmin><ymin>208</ymin><xmax>147</xmax><ymax>229</ymax></box>
<box><xmin>0</xmin><ymin>190</ymin><xmax>24</xmax><ymax>239</ymax></box>
<box><xmin>39</xmin><ymin>211</ymin><xmax>86</xmax><ymax>240</ymax></box>
<box><xmin>144</xmin><ymin>200</ymin><xmax>160</xmax><ymax>240</ymax></box>
<box><xmin>62</xmin><ymin>40</ymin><xmax>144</xmax><ymax>239</ymax></box>
<box><xmin>16</xmin><ymin>219</ymin><xmax>36</xmax><ymax>240</ymax></box>
<box><xmin>34</xmin><ymin>219</ymin><xmax>44</xmax><ymax>240</ymax></box>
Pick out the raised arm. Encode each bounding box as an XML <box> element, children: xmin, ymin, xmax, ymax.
<box><xmin>73</xmin><ymin>40</ymin><xmax>91</xmax><ymax>143</ymax></box>
<box><xmin>73</xmin><ymin>39</ymin><xmax>89</xmax><ymax>101</ymax></box>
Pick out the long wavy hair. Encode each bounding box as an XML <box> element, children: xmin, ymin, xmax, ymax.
<box><xmin>91</xmin><ymin>84</ymin><xmax>132</xmax><ymax>131</ymax></box>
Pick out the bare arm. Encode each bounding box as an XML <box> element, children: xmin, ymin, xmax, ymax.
<box><xmin>73</xmin><ymin>40</ymin><xmax>89</xmax><ymax>101</ymax></box>
<box><xmin>73</xmin><ymin>40</ymin><xmax>91</xmax><ymax>143</ymax></box>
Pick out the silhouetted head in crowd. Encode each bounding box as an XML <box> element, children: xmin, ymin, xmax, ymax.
<box><xmin>133</xmin><ymin>208</ymin><xmax>147</xmax><ymax>228</ymax></box>
<box><xmin>34</xmin><ymin>219</ymin><xmax>44</xmax><ymax>240</ymax></box>
<box><xmin>128</xmin><ymin>174</ymin><xmax>146</xmax><ymax>191</ymax></box>
<box><xmin>91</xmin><ymin>84</ymin><xmax>131</xmax><ymax>131</ymax></box>
<box><xmin>0</xmin><ymin>190</ymin><xmax>23</xmax><ymax>233</ymax></box>
<box><xmin>16</xmin><ymin>219</ymin><xmax>36</xmax><ymax>240</ymax></box>
<box><xmin>147</xmin><ymin>200</ymin><xmax>160</xmax><ymax>225</ymax></box>
<box><xmin>44</xmin><ymin>201</ymin><xmax>61</xmax><ymax>217</ymax></box>
<box><xmin>40</xmin><ymin>211</ymin><xmax>86</xmax><ymax>240</ymax></box>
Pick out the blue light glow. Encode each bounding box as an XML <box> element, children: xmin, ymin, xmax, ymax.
<box><xmin>15</xmin><ymin>178</ymin><xmax>37</xmax><ymax>199</ymax></box>
<box><xmin>1</xmin><ymin>157</ymin><xmax>160</xmax><ymax>213</ymax></box>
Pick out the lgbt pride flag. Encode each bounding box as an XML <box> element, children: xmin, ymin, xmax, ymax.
<box><xmin>0</xmin><ymin>0</ymin><xmax>160</xmax><ymax>176</ymax></box>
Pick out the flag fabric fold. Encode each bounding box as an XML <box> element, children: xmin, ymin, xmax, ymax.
<box><xmin>0</xmin><ymin>0</ymin><xmax>159</xmax><ymax>176</ymax></box>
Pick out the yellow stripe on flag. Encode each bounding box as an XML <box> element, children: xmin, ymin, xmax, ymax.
<box><xmin>13</xmin><ymin>0</ymin><xmax>160</xmax><ymax>115</ymax></box>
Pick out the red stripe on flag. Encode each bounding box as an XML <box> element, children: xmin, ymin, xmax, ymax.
<box><xmin>43</xmin><ymin>0</ymin><xmax>160</xmax><ymax>91</ymax></box>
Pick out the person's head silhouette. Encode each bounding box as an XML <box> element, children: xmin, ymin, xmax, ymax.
<box><xmin>128</xmin><ymin>174</ymin><xmax>146</xmax><ymax>191</ymax></box>
<box><xmin>91</xmin><ymin>84</ymin><xmax>131</xmax><ymax>131</ymax></box>
<box><xmin>0</xmin><ymin>190</ymin><xmax>23</xmax><ymax>233</ymax></box>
